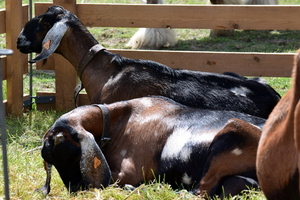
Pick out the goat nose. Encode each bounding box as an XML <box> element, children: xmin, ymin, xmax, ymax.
<box><xmin>17</xmin><ymin>29</ymin><xmax>24</xmax><ymax>40</ymax></box>
<box><xmin>16</xmin><ymin>29</ymin><xmax>27</xmax><ymax>46</ymax></box>
<box><xmin>54</xmin><ymin>133</ymin><xmax>65</xmax><ymax>146</ymax></box>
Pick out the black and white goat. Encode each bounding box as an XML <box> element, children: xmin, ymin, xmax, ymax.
<box><xmin>17</xmin><ymin>6</ymin><xmax>280</xmax><ymax>118</ymax></box>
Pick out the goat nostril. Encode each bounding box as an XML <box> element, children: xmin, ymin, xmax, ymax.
<box><xmin>54</xmin><ymin>133</ymin><xmax>65</xmax><ymax>146</ymax></box>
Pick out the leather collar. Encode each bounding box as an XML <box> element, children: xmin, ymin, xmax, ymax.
<box><xmin>77</xmin><ymin>44</ymin><xmax>106</xmax><ymax>78</ymax></box>
<box><xmin>93</xmin><ymin>104</ymin><xmax>110</xmax><ymax>148</ymax></box>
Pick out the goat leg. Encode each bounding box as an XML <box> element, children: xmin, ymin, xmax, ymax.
<box><xmin>194</xmin><ymin>118</ymin><xmax>261</xmax><ymax>197</ymax></box>
<box><xmin>35</xmin><ymin>161</ymin><xmax>52</xmax><ymax>195</ymax></box>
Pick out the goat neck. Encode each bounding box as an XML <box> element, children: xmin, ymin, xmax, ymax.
<box><xmin>55</xmin><ymin>26</ymin><xmax>112</xmax><ymax>103</ymax></box>
<box><xmin>55</xmin><ymin>25</ymin><xmax>101</xmax><ymax>71</ymax></box>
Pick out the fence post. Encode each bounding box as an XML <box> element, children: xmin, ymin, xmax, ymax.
<box><xmin>53</xmin><ymin>0</ymin><xmax>77</xmax><ymax>111</ymax></box>
<box><xmin>5</xmin><ymin>0</ymin><xmax>24</xmax><ymax>116</ymax></box>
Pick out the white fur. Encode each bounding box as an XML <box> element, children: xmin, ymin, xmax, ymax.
<box><xmin>182</xmin><ymin>173</ymin><xmax>192</xmax><ymax>185</ymax></box>
<box><xmin>161</xmin><ymin>128</ymin><xmax>216</xmax><ymax>162</ymax></box>
<box><xmin>230</xmin><ymin>86</ymin><xmax>251</xmax><ymax>97</ymax></box>
<box><xmin>126</xmin><ymin>0</ymin><xmax>176</xmax><ymax>49</ymax></box>
<box><xmin>120</xmin><ymin>149</ymin><xmax>127</xmax><ymax>157</ymax></box>
<box><xmin>139</xmin><ymin>98</ymin><xmax>154</xmax><ymax>108</ymax></box>
<box><xmin>231</xmin><ymin>148</ymin><xmax>243</xmax><ymax>155</ymax></box>
<box><xmin>126</xmin><ymin>28</ymin><xmax>177</xmax><ymax>49</ymax></box>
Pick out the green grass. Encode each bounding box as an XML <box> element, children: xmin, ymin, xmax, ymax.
<box><xmin>1</xmin><ymin>0</ymin><xmax>300</xmax><ymax>199</ymax></box>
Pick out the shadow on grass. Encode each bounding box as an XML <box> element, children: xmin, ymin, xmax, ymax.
<box><xmin>165</xmin><ymin>30</ymin><xmax>300</xmax><ymax>53</ymax></box>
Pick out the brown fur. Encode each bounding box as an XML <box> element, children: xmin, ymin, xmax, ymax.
<box><xmin>194</xmin><ymin>118</ymin><xmax>261</xmax><ymax>197</ymax></box>
<box><xmin>39</xmin><ymin>96</ymin><xmax>265</xmax><ymax>197</ymax></box>
<box><xmin>256</xmin><ymin>52</ymin><xmax>300</xmax><ymax>200</ymax></box>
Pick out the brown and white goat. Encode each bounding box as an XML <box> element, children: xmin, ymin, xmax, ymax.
<box><xmin>17</xmin><ymin>6</ymin><xmax>280</xmax><ymax>119</ymax></box>
<box><xmin>256</xmin><ymin>52</ymin><xmax>300</xmax><ymax>200</ymax></box>
<box><xmin>37</xmin><ymin>96</ymin><xmax>264</xmax><ymax>198</ymax></box>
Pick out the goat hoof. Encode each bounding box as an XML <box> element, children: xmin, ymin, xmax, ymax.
<box><xmin>34</xmin><ymin>185</ymin><xmax>50</xmax><ymax>196</ymax></box>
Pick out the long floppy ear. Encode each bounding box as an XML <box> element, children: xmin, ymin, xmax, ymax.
<box><xmin>30</xmin><ymin>21</ymin><xmax>68</xmax><ymax>63</ymax></box>
<box><xmin>78</xmin><ymin>131</ymin><xmax>111</xmax><ymax>189</ymax></box>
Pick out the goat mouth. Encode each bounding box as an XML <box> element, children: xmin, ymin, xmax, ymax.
<box><xmin>17</xmin><ymin>45</ymin><xmax>34</xmax><ymax>54</ymax></box>
<box><xmin>17</xmin><ymin>41</ymin><xmax>42</xmax><ymax>54</ymax></box>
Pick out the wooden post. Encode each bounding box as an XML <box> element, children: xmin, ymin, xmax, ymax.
<box><xmin>5</xmin><ymin>0</ymin><xmax>24</xmax><ymax>116</ymax></box>
<box><xmin>53</xmin><ymin>0</ymin><xmax>77</xmax><ymax>111</ymax></box>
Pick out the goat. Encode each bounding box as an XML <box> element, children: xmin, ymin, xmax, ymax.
<box><xmin>256</xmin><ymin>52</ymin><xmax>300</xmax><ymax>200</ymax></box>
<box><xmin>128</xmin><ymin>0</ymin><xmax>279</xmax><ymax>48</ymax></box>
<box><xmin>125</xmin><ymin>0</ymin><xmax>177</xmax><ymax>49</ymax></box>
<box><xmin>17</xmin><ymin>6</ymin><xmax>280</xmax><ymax>119</ymax></box>
<box><xmin>210</xmin><ymin>0</ymin><xmax>278</xmax><ymax>37</ymax></box>
<box><xmin>37</xmin><ymin>96</ymin><xmax>264</xmax><ymax>198</ymax></box>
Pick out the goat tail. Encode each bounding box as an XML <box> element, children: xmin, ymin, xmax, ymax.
<box><xmin>126</xmin><ymin>28</ymin><xmax>177</xmax><ymax>49</ymax></box>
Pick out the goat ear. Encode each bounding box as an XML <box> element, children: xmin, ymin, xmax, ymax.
<box><xmin>30</xmin><ymin>21</ymin><xmax>68</xmax><ymax>63</ymax></box>
<box><xmin>79</xmin><ymin>131</ymin><xmax>111</xmax><ymax>189</ymax></box>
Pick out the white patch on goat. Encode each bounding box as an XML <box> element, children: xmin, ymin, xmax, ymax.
<box><xmin>194</xmin><ymin>131</ymin><xmax>218</xmax><ymax>143</ymax></box>
<box><xmin>161</xmin><ymin>127</ymin><xmax>191</xmax><ymax>162</ymax></box>
<box><xmin>161</xmin><ymin>128</ymin><xmax>216</xmax><ymax>162</ymax></box>
<box><xmin>119</xmin><ymin>157</ymin><xmax>135</xmax><ymax>180</ymax></box>
<box><xmin>231</xmin><ymin>148</ymin><xmax>243</xmax><ymax>156</ymax></box>
<box><xmin>139</xmin><ymin>98</ymin><xmax>154</xmax><ymax>108</ymax></box>
<box><xmin>230</xmin><ymin>86</ymin><xmax>251</xmax><ymax>97</ymax></box>
<box><xmin>125</xmin><ymin>128</ymin><xmax>131</xmax><ymax>135</ymax></box>
<box><xmin>120</xmin><ymin>149</ymin><xmax>127</xmax><ymax>157</ymax></box>
<box><xmin>182</xmin><ymin>173</ymin><xmax>192</xmax><ymax>185</ymax></box>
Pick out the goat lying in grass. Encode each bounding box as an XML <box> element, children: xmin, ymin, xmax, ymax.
<box><xmin>17</xmin><ymin>6</ymin><xmax>280</xmax><ymax>119</ymax></box>
<box><xmin>38</xmin><ymin>96</ymin><xmax>264</xmax><ymax>198</ymax></box>
<box><xmin>256</xmin><ymin>52</ymin><xmax>300</xmax><ymax>200</ymax></box>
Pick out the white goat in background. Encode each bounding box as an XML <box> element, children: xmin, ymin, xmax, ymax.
<box><xmin>127</xmin><ymin>0</ymin><xmax>278</xmax><ymax>49</ymax></box>
<box><xmin>125</xmin><ymin>0</ymin><xmax>177</xmax><ymax>49</ymax></box>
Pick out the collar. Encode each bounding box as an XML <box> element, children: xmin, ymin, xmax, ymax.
<box><xmin>93</xmin><ymin>104</ymin><xmax>110</xmax><ymax>148</ymax></box>
<box><xmin>77</xmin><ymin>44</ymin><xmax>106</xmax><ymax>78</ymax></box>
